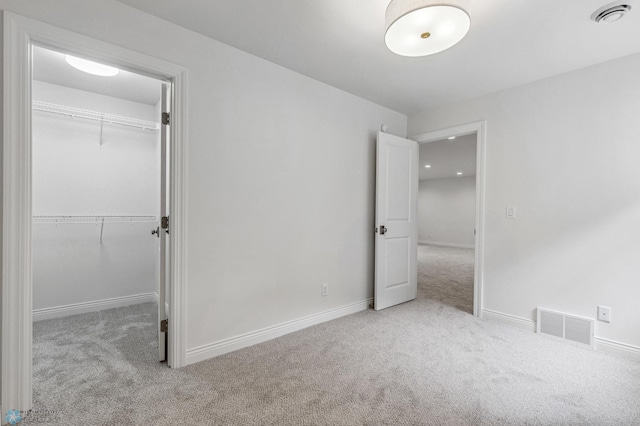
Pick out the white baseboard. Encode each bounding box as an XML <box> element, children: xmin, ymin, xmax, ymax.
<box><xmin>33</xmin><ymin>292</ymin><xmax>157</xmax><ymax>321</ymax></box>
<box><xmin>186</xmin><ymin>298</ymin><xmax>372</xmax><ymax>366</ymax></box>
<box><xmin>482</xmin><ymin>308</ymin><xmax>536</xmax><ymax>332</ymax></box>
<box><xmin>482</xmin><ymin>308</ymin><xmax>640</xmax><ymax>361</ymax></box>
<box><xmin>419</xmin><ymin>240</ymin><xmax>474</xmax><ymax>249</ymax></box>
<box><xmin>595</xmin><ymin>337</ymin><xmax>640</xmax><ymax>361</ymax></box>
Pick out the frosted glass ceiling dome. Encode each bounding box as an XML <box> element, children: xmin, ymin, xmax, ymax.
<box><xmin>65</xmin><ymin>55</ymin><xmax>120</xmax><ymax>77</ymax></box>
<box><xmin>385</xmin><ymin>0</ymin><xmax>471</xmax><ymax>57</ymax></box>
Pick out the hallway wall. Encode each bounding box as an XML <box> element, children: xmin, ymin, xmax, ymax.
<box><xmin>418</xmin><ymin>176</ymin><xmax>476</xmax><ymax>248</ymax></box>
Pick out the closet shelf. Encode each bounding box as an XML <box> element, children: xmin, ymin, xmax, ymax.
<box><xmin>33</xmin><ymin>215</ymin><xmax>159</xmax><ymax>244</ymax></box>
<box><xmin>33</xmin><ymin>215</ymin><xmax>158</xmax><ymax>224</ymax></box>
<box><xmin>33</xmin><ymin>101</ymin><xmax>160</xmax><ymax>131</ymax></box>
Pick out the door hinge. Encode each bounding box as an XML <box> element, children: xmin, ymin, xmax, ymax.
<box><xmin>160</xmin><ymin>319</ymin><xmax>168</xmax><ymax>333</ymax></box>
<box><xmin>161</xmin><ymin>216</ymin><xmax>169</xmax><ymax>230</ymax></box>
<box><xmin>162</xmin><ymin>112</ymin><xmax>170</xmax><ymax>125</ymax></box>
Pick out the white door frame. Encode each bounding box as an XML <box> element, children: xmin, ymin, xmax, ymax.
<box><xmin>2</xmin><ymin>12</ymin><xmax>189</xmax><ymax>414</ymax></box>
<box><xmin>410</xmin><ymin>121</ymin><xmax>487</xmax><ymax>317</ymax></box>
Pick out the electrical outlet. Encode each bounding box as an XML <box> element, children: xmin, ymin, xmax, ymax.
<box><xmin>321</xmin><ymin>283</ymin><xmax>328</xmax><ymax>297</ymax></box>
<box><xmin>597</xmin><ymin>305</ymin><xmax>611</xmax><ymax>323</ymax></box>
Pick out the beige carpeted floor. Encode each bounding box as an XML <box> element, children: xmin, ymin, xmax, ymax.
<box><xmin>26</xmin><ymin>245</ymin><xmax>640</xmax><ymax>425</ymax></box>
<box><xmin>418</xmin><ymin>244</ymin><xmax>474</xmax><ymax>314</ymax></box>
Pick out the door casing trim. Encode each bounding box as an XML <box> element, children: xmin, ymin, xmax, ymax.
<box><xmin>410</xmin><ymin>121</ymin><xmax>487</xmax><ymax>317</ymax></box>
<box><xmin>2</xmin><ymin>12</ymin><xmax>189</xmax><ymax>414</ymax></box>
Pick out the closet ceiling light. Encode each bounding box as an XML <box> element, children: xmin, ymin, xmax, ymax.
<box><xmin>65</xmin><ymin>55</ymin><xmax>119</xmax><ymax>77</ymax></box>
<box><xmin>385</xmin><ymin>0</ymin><xmax>471</xmax><ymax>57</ymax></box>
<box><xmin>425</xmin><ymin>164</ymin><xmax>432</xmax><ymax>168</ymax></box>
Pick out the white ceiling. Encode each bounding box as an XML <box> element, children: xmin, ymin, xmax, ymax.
<box><xmin>116</xmin><ymin>0</ymin><xmax>640</xmax><ymax>114</ymax></box>
<box><xmin>33</xmin><ymin>45</ymin><xmax>162</xmax><ymax>105</ymax></box>
<box><xmin>419</xmin><ymin>134</ymin><xmax>476</xmax><ymax>180</ymax></box>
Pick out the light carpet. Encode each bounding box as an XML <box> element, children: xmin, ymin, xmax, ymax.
<box><xmin>26</xmin><ymin>245</ymin><xmax>640</xmax><ymax>425</ymax></box>
<box><xmin>418</xmin><ymin>244</ymin><xmax>474</xmax><ymax>314</ymax></box>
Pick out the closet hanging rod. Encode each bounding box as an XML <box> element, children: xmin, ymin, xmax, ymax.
<box><xmin>33</xmin><ymin>215</ymin><xmax>158</xmax><ymax>224</ymax></box>
<box><xmin>32</xmin><ymin>101</ymin><xmax>160</xmax><ymax>131</ymax></box>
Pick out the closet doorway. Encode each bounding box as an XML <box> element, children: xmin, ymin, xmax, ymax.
<box><xmin>31</xmin><ymin>44</ymin><xmax>170</xmax><ymax>372</ymax></box>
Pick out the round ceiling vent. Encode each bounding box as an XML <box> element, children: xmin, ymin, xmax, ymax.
<box><xmin>592</xmin><ymin>3</ymin><xmax>632</xmax><ymax>23</ymax></box>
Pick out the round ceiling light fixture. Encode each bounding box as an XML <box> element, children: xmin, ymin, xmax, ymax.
<box><xmin>591</xmin><ymin>3</ymin><xmax>631</xmax><ymax>23</ymax></box>
<box><xmin>385</xmin><ymin>0</ymin><xmax>471</xmax><ymax>57</ymax></box>
<box><xmin>65</xmin><ymin>55</ymin><xmax>119</xmax><ymax>77</ymax></box>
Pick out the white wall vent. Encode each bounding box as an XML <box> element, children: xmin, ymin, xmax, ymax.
<box><xmin>536</xmin><ymin>308</ymin><xmax>594</xmax><ymax>348</ymax></box>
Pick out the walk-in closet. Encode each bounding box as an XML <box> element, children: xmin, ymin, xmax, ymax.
<box><xmin>31</xmin><ymin>45</ymin><xmax>164</xmax><ymax>366</ymax></box>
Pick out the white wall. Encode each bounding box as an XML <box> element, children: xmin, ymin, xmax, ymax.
<box><xmin>32</xmin><ymin>81</ymin><xmax>159</xmax><ymax>312</ymax></box>
<box><xmin>409</xmin><ymin>52</ymin><xmax>640</xmax><ymax>350</ymax></box>
<box><xmin>0</xmin><ymin>1</ymin><xmax>406</xmax><ymax>356</ymax></box>
<box><xmin>418</xmin><ymin>176</ymin><xmax>475</xmax><ymax>248</ymax></box>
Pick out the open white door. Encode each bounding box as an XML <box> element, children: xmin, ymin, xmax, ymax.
<box><xmin>157</xmin><ymin>83</ymin><xmax>170</xmax><ymax>362</ymax></box>
<box><xmin>374</xmin><ymin>131</ymin><xmax>418</xmax><ymax>310</ymax></box>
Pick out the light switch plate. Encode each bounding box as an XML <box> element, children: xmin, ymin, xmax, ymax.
<box><xmin>506</xmin><ymin>206</ymin><xmax>517</xmax><ymax>219</ymax></box>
